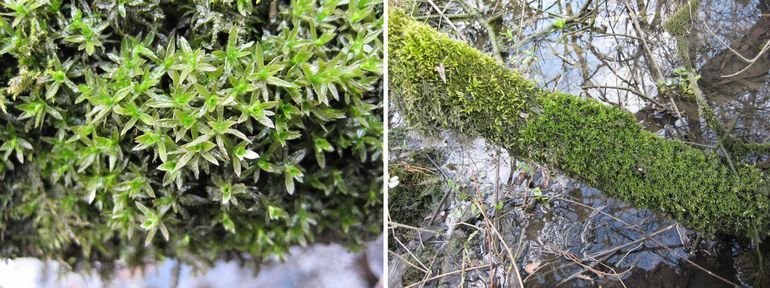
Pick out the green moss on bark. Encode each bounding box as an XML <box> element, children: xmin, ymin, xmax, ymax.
<box><xmin>389</xmin><ymin>10</ymin><xmax>770</xmax><ymax>239</ymax></box>
<box><xmin>663</xmin><ymin>0</ymin><xmax>701</xmax><ymax>37</ymax></box>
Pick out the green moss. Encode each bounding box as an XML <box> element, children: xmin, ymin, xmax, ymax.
<box><xmin>664</xmin><ymin>1</ymin><xmax>700</xmax><ymax>72</ymax></box>
<box><xmin>388</xmin><ymin>148</ymin><xmax>443</xmax><ymax>228</ymax></box>
<box><xmin>389</xmin><ymin>10</ymin><xmax>770</xmax><ymax>239</ymax></box>
<box><xmin>663</xmin><ymin>0</ymin><xmax>701</xmax><ymax>37</ymax></box>
<box><xmin>0</xmin><ymin>1</ymin><xmax>383</xmax><ymax>271</ymax></box>
<box><xmin>389</xmin><ymin>9</ymin><xmax>538</xmax><ymax>146</ymax></box>
<box><xmin>388</xmin><ymin>165</ymin><xmax>434</xmax><ymax>227</ymax></box>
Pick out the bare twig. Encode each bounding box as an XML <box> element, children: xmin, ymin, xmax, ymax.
<box><xmin>405</xmin><ymin>264</ymin><xmax>493</xmax><ymax>288</ymax></box>
<box><xmin>457</xmin><ymin>0</ymin><xmax>504</xmax><ymax>63</ymax></box>
<box><xmin>555</xmin><ymin>196</ymin><xmax>740</xmax><ymax>287</ymax></box>
<box><xmin>621</xmin><ymin>0</ymin><xmax>682</xmax><ymax>118</ymax></box>
<box><xmin>392</xmin><ymin>230</ymin><xmax>430</xmax><ymax>272</ymax></box>
<box><xmin>425</xmin><ymin>0</ymin><xmax>468</xmax><ymax>42</ymax></box>
<box><xmin>583</xmin><ymin>85</ymin><xmax>663</xmax><ymax>107</ymax></box>
<box><xmin>474</xmin><ymin>200</ymin><xmax>524</xmax><ymax>288</ymax></box>
<box><xmin>388</xmin><ymin>221</ymin><xmax>441</xmax><ymax>234</ymax></box>
<box><xmin>721</xmin><ymin>39</ymin><xmax>770</xmax><ymax>78</ymax></box>
<box><xmin>389</xmin><ymin>250</ymin><xmax>430</xmax><ymax>274</ymax></box>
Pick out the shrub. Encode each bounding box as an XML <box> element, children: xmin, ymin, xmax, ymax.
<box><xmin>0</xmin><ymin>0</ymin><xmax>383</xmax><ymax>270</ymax></box>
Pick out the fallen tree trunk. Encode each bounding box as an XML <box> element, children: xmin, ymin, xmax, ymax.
<box><xmin>388</xmin><ymin>10</ymin><xmax>770</xmax><ymax>239</ymax></box>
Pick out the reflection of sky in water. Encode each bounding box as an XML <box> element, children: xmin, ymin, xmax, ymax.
<box><xmin>402</xmin><ymin>130</ymin><xmax>691</xmax><ymax>280</ymax></box>
<box><xmin>0</xmin><ymin>238</ymin><xmax>382</xmax><ymax>288</ymax></box>
<box><xmin>574</xmin><ymin>186</ymin><xmax>680</xmax><ymax>272</ymax></box>
<box><xmin>507</xmin><ymin>0</ymin><xmax>661</xmax><ymax>111</ymax></box>
<box><xmin>0</xmin><ymin>258</ymin><xmax>261</xmax><ymax>288</ymax></box>
<box><xmin>492</xmin><ymin>0</ymin><xmax>769</xmax><ymax>116</ymax></box>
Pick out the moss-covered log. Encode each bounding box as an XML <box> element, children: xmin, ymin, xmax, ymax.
<box><xmin>388</xmin><ymin>10</ymin><xmax>770</xmax><ymax>239</ymax></box>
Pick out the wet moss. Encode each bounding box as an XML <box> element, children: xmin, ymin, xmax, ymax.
<box><xmin>387</xmin><ymin>145</ymin><xmax>444</xmax><ymax>252</ymax></box>
<box><xmin>664</xmin><ymin>0</ymin><xmax>700</xmax><ymax>78</ymax></box>
<box><xmin>0</xmin><ymin>1</ymin><xmax>383</xmax><ymax>271</ymax></box>
<box><xmin>663</xmin><ymin>0</ymin><xmax>700</xmax><ymax>37</ymax></box>
<box><xmin>389</xmin><ymin>10</ymin><xmax>770</xmax><ymax>239</ymax></box>
<box><xmin>388</xmin><ymin>161</ymin><xmax>441</xmax><ymax>228</ymax></box>
<box><xmin>388</xmin><ymin>9</ymin><xmax>538</xmax><ymax>146</ymax></box>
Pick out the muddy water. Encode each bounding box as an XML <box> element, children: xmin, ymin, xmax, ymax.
<box><xmin>398</xmin><ymin>128</ymin><xmax>760</xmax><ymax>287</ymax></box>
<box><xmin>397</xmin><ymin>0</ymin><xmax>770</xmax><ymax>286</ymax></box>
<box><xmin>497</xmin><ymin>0</ymin><xmax>770</xmax><ymax>147</ymax></box>
<box><xmin>690</xmin><ymin>0</ymin><xmax>770</xmax><ymax>147</ymax></box>
<box><xmin>520</xmin><ymin>185</ymin><xmax>751</xmax><ymax>288</ymax></box>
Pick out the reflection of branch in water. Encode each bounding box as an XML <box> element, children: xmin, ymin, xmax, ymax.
<box><xmin>665</xmin><ymin>0</ymin><xmax>770</xmax><ymax>163</ymax></box>
<box><xmin>456</xmin><ymin>0</ymin><xmax>504</xmax><ymax>63</ymax></box>
<box><xmin>623</xmin><ymin>0</ymin><xmax>683</xmax><ymax>118</ymax></box>
<box><xmin>553</xmin><ymin>196</ymin><xmax>740</xmax><ymax>287</ymax></box>
<box><xmin>696</xmin><ymin>1</ymin><xmax>770</xmax><ymax>79</ymax></box>
<box><xmin>508</xmin><ymin>0</ymin><xmax>598</xmax><ymax>51</ymax></box>
<box><xmin>566</xmin><ymin>1</ymin><xmax>593</xmax><ymax>92</ymax></box>
<box><xmin>721</xmin><ymin>39</ymin><xmax>770</xmax><ymax>78</ymax></box>
<box><xmin>583</xmin><ymin>85</ymin><xmax>663</xmax><ymax>107</ymax></box>
<box><xmin>702</xmin><ymin>20</ymin><xmax>761</xmax><ymax>64</ymax></box>
<box><xmin>425</xmin><ymin>0</ymin><xmax>467</xmax><ymax>42</ymax></box>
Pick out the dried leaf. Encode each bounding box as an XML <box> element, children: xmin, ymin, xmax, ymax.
<box><xmin>436</xmin><ymin>63</ymin><xmax>446</xmax><ymax>83</ymax></box>
<box><xmin>524</xmin><ymin>261</ymin><xmax>541</xmax><ymax>274</ymax></box>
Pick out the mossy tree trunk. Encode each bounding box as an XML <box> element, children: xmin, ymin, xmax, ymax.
<box><xmin>388</xmin><ymin>10</ymin><xmax>770</xmax><ymax>239</ymax></box>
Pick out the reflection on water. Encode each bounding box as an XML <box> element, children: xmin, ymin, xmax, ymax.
<box><xmin>0</xmin><ymin>236</ymin><xmax>383</xmax><ymax>288</ymax></box>
<box><xmin>398</xmin><ymin>130</ymin><xmax>760</xmax><ymax>287</ymax></box>
<box><xmin>694</xmin><ymin>0</ymin><xmax>770</xmax><ymax>147</ymax></box>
